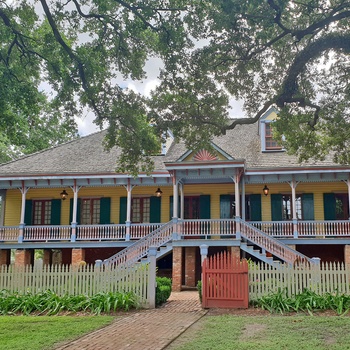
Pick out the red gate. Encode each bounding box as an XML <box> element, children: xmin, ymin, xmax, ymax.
<box><xmin>202</xmin><ymin>251</ymin><xmax>249</xmax><ymax>308</ymax></box>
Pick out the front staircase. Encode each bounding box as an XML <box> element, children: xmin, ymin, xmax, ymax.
<box><xmin>240</xmin><ymin>221</ymin><xmax>313</xmax><ymax>267</ymax></box>
<box><xmin>103</xmin><ymin>221</ymin><xmax>174</xmax><ymax>267</ymax></box>
<box><xmin>103</xmin><ymin>219</ymin><xmax>313</xmax><ymax>269</ymax></box>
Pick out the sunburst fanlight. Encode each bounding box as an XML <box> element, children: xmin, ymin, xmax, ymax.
<box><xmin>193</xmin><ymin>149</ymin><xmax>218</xmax><ymax>161</ymax></box>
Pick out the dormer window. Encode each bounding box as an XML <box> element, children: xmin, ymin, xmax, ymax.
<box><xmin>259</xmin><ymin>107</ymin><xmax>285</xmax><ymax>152</ymax></box>
<box><xmin>265</xmin><ymin>123</ymin><xmax>282</xmax><ymax>150</ymax></box>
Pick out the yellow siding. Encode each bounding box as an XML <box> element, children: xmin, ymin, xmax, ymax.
<box><xmin>4</xmin><ymin>190</ymin><xmax>21</xmax><ymax>226</ymax></box>
<box><xmin>264</xmin><ymin>110</ymin><xmax>278</xmax><ymax>121</ymax></box>
<box><xmin>3</xmin><ymin>181</ymin><xmax>349</xmax><ymax>225</ymax></box>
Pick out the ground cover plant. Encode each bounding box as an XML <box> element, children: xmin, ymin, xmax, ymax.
<box><xmin>0</xmin><ymin>316</ymin><xmax>114</xmax><ymax>350</ymax></box>
<box><xmin>156</xmin><ymin>277</ymin><xmax>172</xmax><ymax>306</ymax></box>
<box><xmin>252</xmin><ymin>288</ymin><xmax>350</xmax><ymax>315</ymax></box>
<box><xmin>0</xmin><ymin>289</ymin><xmax>138</xmax><ymax>315</ymax></box>
<box><xmin>167</xmin><ymin>315</ymin><xmax>350</xmax><ymax>350</ymax></box>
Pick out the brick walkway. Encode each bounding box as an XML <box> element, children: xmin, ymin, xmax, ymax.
<box><xmin>55</xmin><ymin>291</ymin><xmax>207</xmax><ymax>350</ymax></box>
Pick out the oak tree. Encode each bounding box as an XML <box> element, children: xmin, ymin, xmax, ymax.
<box><xmin>1</xmin><ymin>1</ymin><xmax>349</xmax><ymax>171</ymax></box>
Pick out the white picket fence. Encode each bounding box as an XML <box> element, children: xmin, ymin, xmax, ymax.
<box><xmin>249</xmin><ymin>262</ymin><xmax>350</xmax><ymax>300</ymax></box>
<box><xmin>0</xmin><ymin>263</ymin><xmax>150</xmax><ymax>306</ymax></box>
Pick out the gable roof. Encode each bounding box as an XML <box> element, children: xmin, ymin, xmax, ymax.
<box><xmin>0</xmin><ymin>121</ymin><xmax>347</xmax><ymax>178</ymax></box>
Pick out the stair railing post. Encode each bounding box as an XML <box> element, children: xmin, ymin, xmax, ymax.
<box><xmin>147</xmin><ymin>246</ymin><xmax>157</xmax><ymax>309</ymax></box>
<box><xmin>293</xmin><ymin>219</ymin><xmax>299</xmax><ymax>239</ymax></box>
<box><xmin>172</xmin><ymin>217</ymin><xmax>180</xmax><ymax>241</ymax></box>
<box><xmin>235</xmin><ymin>217</ymin><xmax>241</xmax><ymax>240</ymax></box>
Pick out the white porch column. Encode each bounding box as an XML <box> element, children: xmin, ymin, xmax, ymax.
<box><xmin>241</xmin><ymin>176</ymin><xmax>246</xmax><ymax>221</ymax></box>
<box><xmin>234</xmin><ymin>170</ymin><xmax>241</xmax><ymax>239</ymax></box>
<box><xmin>179</xmin><ymin>182</ymin><xmax>184</xmax><ymax>219</ymax></box>
<box><xmin>347</xmin><ymin>175</ymin><xmax>350</xmax><ymax>220</ymax></box>
<box><xmin>288</xmin><ymin>177</ymin><xmax>299</xmax><ymax>238</ymax></box>
<box><xmin>70</xmin><ymin>180</ymin><xmax>81</xmax><ymax>242</ymax></box>
<box><xmin>173</xmin><ymin>175</ymin><xmax>179</xmax><ymax>219</ymax></box>
<box><xmin>18</xmin><ymin>181</ymin><xmax>29</xmax><ymax>243</ymax></box>
<box><xmin>125</xmin><ymin>179</ymin><xmax>134</xmax><ymax>241</ymax></box>
<box><xmin>172</xmin><ymin>172</ymin><xmax>180</xmax><ymax>240</ymax></box>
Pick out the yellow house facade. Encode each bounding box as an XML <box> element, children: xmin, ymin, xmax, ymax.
<box><xmin>0</xmin><ymin>108</ymin><xmax>349</xmax><ymax>291</ymax></box>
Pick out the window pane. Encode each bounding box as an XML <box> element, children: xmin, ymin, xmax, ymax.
<box><xmin>142</xmin><ymin>198</ymin><xmax>150</xmax><ymax>223</ymax></box>
<box><xmin>81</xmin><ymin>198</ymin><xmax>101</xmax><ymax>224</ymax></box>
<box><xmin>132</xmin><ymin>198</ymin><xmax>141</xmax><ymax>222</ymax></box>
<box><xmin>92</xmin><ymin>199</ymin><xmax>100</xmax><ymax>224</ymax></box>
<box><xmin>33</xmin><ymin>200</ymin><xmax>51</xmax><ymax>225</ymax></box>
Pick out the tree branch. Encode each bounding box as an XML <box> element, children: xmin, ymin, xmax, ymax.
<box><xmin>39</xmin><ymin>0</ymin><xmax>102</xmax><ymax>119</ymax></box>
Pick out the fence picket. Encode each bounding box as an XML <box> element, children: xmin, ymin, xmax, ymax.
<box><xmin>248</xmin><ymin>262</ymin><xmax>350</xmax><ymax>299</ymax></box>
<box><xmin>0</xmin><ymin>263</ymin><xmax>149</xmax><ymax>306</ymax></box>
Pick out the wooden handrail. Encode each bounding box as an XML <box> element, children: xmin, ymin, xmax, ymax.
<box><xmin>103</xmin><ymin>221</ymin><xmax>174</xmax><ymax>267</ymax></box>
<box><xmin>241</xmin><ymin>221</ymin><xmax>312</xmax><ymax>265</ymax></box>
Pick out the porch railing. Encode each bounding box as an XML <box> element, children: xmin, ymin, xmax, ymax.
<box><xmin>179</xmin><ymin>219</ymin><xmax>236</xmax><ymax>237</ymax></box>
<box><xmin>130</xmin><ymin>224</ymin><xmax>162</xmax><ymax>239</ymax></box>
<box><xmin>251</xmin><ymin>220</ymin><xmax>350</xmax><ymax>238</ymax></box>
<box><xmin>23</xmin><ymin>225</ymin><xmax>71</xmax><ymax>241</ymax></box>
<box><xmin>103</xmin><ymin>221</ymin><xmax>174</xmax><ymax>267</ymax></box>
<box><xmin>0</xmin><ymin>226</ymin><xmax>20</xmax><ymax>241</ymax></box>
<box><xmin>250</xmin><ymin>221</ymin><xmax>294</xmax><ymax>237</ymax></box>
<box><xmin>297</xmin><ymin>220</ymin><xmax>350</xmax><ymax>237</ymax></box>
<box><xmin>76</xmin><ymin>224</ymin><xmax>126</xmax><ymax>241</ymax></box>
<box><xmin>241</xmin><ymin>221</ymin><xmax>312</xmax><ymax>265</ymax></box>
<box><xmin>1</xmin><ymin>219</ymin><xmax>350</xmax><ymax>244</ymax></box>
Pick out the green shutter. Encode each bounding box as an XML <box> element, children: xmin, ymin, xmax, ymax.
<box><xmin>150</xmin><ymin>196</ymin><xmax>161</xmax><ymax>223</ymax></box>
<box><xmin>220</xmin><ymin>195</ymin><xmax>231</xmax><ymax>219</ymax></box>
<box><xmin>119</xmin><ymin>197</ymin><xmax>127</xmax><ymax>224</ymax></box>
<box><xmin>69</xmin><ymin>198</ymin><xmax>81</xmax><ymax>224</ymax></box>
<box><xmin>50</xmin><ymin>199</ymin><xmax>61</xmax><ymax>225</ymax></box>
<box><xmin>100</xmin><ymin>197</ymin><xmax>111</xmax><ymax>224</ymax></box>
<box><xmin>271</xmin><ymin>194</ymin><xmax>283</xmax><ymax>221</ymax></box>
<box><xmin>324</xmin><ymin>193</ymin><xmax>336</xmax><ymax>220</ymax></box>
<box><xmin>199</xmin><ymin>195</ymin><xmax>211</xmax><ymax>219</ymax></box>
<box><xmin>250</xmin><ymin>194</ymin><xmax>262</xmax><ymax>221</ymax></box>
<box><xmin>169</xmin><ymin>196</ymin><xmax>180</xmax><ymax>220</ymax></box>
<box><xmin>302</xmin><ymin>194</ymin><xmax>314</xmax><ymax>220</ymax></box>
<box><xmin>24</xmin><ymin>200</ymin><xmax>33</xmax><ymax>225</ymax></box>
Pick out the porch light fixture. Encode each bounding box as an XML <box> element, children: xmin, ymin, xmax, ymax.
<box><xmin>155</xmin><ymin>188</ymin><xmax>163</xmax><ymax>197</ymax></box>
<box><xmin>60</xmin><ymin>189</ymin><xmax>68</xmax><ymax>200</ymax></box>
<box><xmin>263</xmin><ymin>185</ymin><xmax>269</xmax><ymax>196</ymax></box>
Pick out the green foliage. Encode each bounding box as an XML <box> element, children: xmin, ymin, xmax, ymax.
<box><xmin>197</xmin><ymin>280</ymin><xmax>202</xmax><ymax>303</ymax></box>
<box><xmin>2</xmin><ymin>1</ymin><xmax>350</xmax><ymax>169</ymax></box>
<box><xmin>0</xmin><ymin>290</ymin><xmax>138</xmax><ymax>315</ymax></box>
<box><xmin>155</xmin><ymin>277</ymin><xmax>172</xmax><ymax>306</ymax></box>
<box><xmin>253</xmin><ymin>288</ymin><xmax>350</xmax><ymax>315</ymax></box>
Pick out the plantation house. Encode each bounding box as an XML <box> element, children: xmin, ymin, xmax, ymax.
<box><xmin>0</xmin><ymin>108</ymin><xmax>350</xmax><ymax>291</ymax></box>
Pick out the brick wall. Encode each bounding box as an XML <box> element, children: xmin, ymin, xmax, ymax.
<box><xmin>172</xmin><ymin>247</ymin><xmax>183</xmax><ymax>292</ymax></box>
<box><xmin>15</xmin><ymin>249</ymin><xmax>33</xmax><ymax>266</ymax></box>
<box><xmin>344</xmin><ymin>245</ymin><xmax>350</xmax><ymax>268</ymax></box>
<box><xmin>185</xmin><ymin>247</ymin><xmax>196</xmax><ymax>287</ymax></box>
<box><xmin>71</xmin><ymin>248</ymin><xmax>85</xmax><ymax>266</ymax></box>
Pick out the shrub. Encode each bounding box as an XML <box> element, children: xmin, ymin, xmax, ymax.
<box><xmin>197</xmin><ymin>280</ymin><xmax>202</xmax><ymax>303</ymax></box>
<box><xmin>155</xmin><ymin>277</ymin><xmax>171</xmax><ymax>306</ymax></box>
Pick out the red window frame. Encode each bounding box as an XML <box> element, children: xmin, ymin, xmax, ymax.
<box><xmin>131</xmin><ymin>197</ymin><xmax>150</xmax><ymax>223</ymax></box>
<box><xmin>33</xmin><ymin>200</ymin><xmax>51</xmax><ymax>225</ymax></box>
<box><xmin>184</xmin><ymin>196</ymin><xmax>200</xmax><ymax>219</ymax></box>
<box><xmin>81</xmin><ymin>198</ymin><xmax>101</xmax><ymax>224</ymax></box>
<box><xmin>265</xmin><ymin>123</ymin><xmax>282</xmax><ymax>150</ymax></box>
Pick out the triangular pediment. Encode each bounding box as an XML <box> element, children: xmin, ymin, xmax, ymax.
<box><xmin>176</xmin><ymin>143</ymin><xmax>234</xmax><ymax>162</ymax></box>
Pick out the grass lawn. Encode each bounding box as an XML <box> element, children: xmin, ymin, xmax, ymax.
<box><xmin>0</xmin><ymin>315</ymin><xmax>115</xmax><ymax>350</ymax></box>
<box><xmin>168</xmin><ymin>315</ymin><xmax>350</xmax><ymax>350</ymax></box>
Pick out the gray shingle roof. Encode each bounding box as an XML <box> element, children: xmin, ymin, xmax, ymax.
<box><xmin>0</xmin><ymin>123</ymin><xmax>345</xmax><ymax>177</ymax></box>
